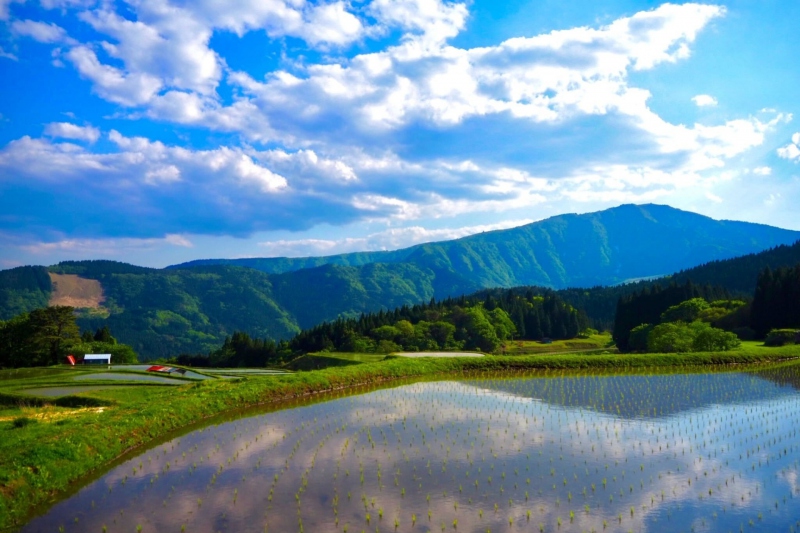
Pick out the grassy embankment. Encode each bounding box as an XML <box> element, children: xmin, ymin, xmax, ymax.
<box><xmin>502</xmin><ymin>332</ymin><xmax>615</xmax><ymax>355</ymax></box>
<box><xmin>2</xmin><ymin>343</ymin><xmax>800</xmax><ymax>529</ymax></box>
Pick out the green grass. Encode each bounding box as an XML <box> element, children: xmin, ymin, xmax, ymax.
<box><xmin>1</xmin><ymin>344</ymin><xmax>799</xmax><ymax>529</ymax></box>
<box><xmin>0</xmin><ymin>367</ymin><xmax>78</xmax><ymax>381</ymax></box>
<box><xmin>502</xmin><ymin>333</ymin><xmax>614</xmax><ymax>355</ymax></box>
<box><xmin>285</xmin><ymin>352</ymin><xmax>388</xmax><ymax>370</ymax></box>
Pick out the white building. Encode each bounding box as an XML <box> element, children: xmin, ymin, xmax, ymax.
<box><xmin>83</xmin><ymin>354</ymin><xmax>111</xmax><ymax>366</ymax></box>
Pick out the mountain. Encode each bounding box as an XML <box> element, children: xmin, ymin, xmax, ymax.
<box><xmin>2</xmin><ymin>204</ymin><xmax>799</xmax><ymax>359</ymax></box>
<box><xmin>171</xmin><ymin>204</ymin><xmax>800</xmax><ymax>288</ymax></box>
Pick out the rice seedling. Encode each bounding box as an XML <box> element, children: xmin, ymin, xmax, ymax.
<box><xmin>15</xmin><ymin>365</ymin><xmax>800</xmax><ymax>533</ymax></box>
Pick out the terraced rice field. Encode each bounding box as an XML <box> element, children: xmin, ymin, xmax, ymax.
<box><xmin>19</xmin><ymin>367</ymin><xmax>800</xmax><ymax>533</ymax></box>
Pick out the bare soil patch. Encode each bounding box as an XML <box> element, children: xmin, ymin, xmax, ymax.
<box><xmin>48</xmin><ymin>273</ymin><xmax>105</xmax><ymax>308</ymax></box>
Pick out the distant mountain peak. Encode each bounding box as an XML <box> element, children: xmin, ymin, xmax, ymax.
<box><xmin>168</xmin><ymin>203</ymin><xmax>799</xmax><ymax>290</ymax></box>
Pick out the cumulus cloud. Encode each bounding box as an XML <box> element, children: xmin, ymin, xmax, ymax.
<box><xmin>0</xmin><ymin>132</ymin><xmax>288</xmax><ymax>194</ymax></box>
<box><xmin>777</xmin><ymin>132</ymin><xmax>800</xmax><ymax>161</ymax></box>
<box><xmin>49</xmin><ymin>0</ymin><xmax>370</xmax><ymax>108</ymax></box>
<box><xmin>691</xmin><ymin>94</ymin><xmax>717</xmax><ymax>107</ymax></box>
<box><xmin>198</xmin><ymin>2</ymin><xmax>725</xmax><ymax>147</ymax></box>
<box><xmin>11</xmin><ymin>19</ymin><xmax>75</xmax><ymax>44</ymax></box>
<box><xmin>0</xmin><ymin>1</ymin><xmax>788</xmax><ymax>246</ymax></box>
<box><xmin>368</xmin><ymin>0</ymin><xmax>468</xmax><ymax>45</ymax></box>
<box><xmin>66</xmin><ymin>45</ymin><xmax>163</xmax><ymax>106</ymax></box>
<box><xmin>44</xmin><ymin>122</ymin><xmax>100</xmax><ymax>142</ymax></box>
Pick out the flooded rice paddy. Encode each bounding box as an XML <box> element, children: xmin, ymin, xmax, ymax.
<box><xmin>21</xmin><ymin>369</ymin><xmax>800</xmax><ymax>533</ymax></box>
<box><xmin>71</xmin><ymin>373</ymin><xmax>189</xmax><ymax>384</ymax></box>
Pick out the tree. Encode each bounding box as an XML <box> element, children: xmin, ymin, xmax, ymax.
<box><xmin>28</xmin><ymin>306</ymin><xmax>80</xmax><ymax>365</ymax></box>
<box><xmin>627</xmin><ymin>324</ymin><xmax>653</xmax><ymax>352</ymax></box>
<box><xmin>647</xmin><ymin>322</ymin><xmax>703</xmax><ymax>353</ymax></box>
<box><xmin>751</xmin><ymin>264</ymin><xmax>800</xmax><ymax>337</ymax></box>
<box><xmin>692</xmin><ymin>328</ymin><xmax>741</xmax><ymax>352</ymax></box>
<box><xmin>488</xmin><ymin>308</ymin><xmax>516</xmax><ymax>341</ymax></box>
<box><xmin>371</xmin><ymin>325</ymin><xmax>400</xmax><ymax>342</ymax></box>
<box><xmin>660</xmin><ymin>298</ymin><xmax>710</xmax><ymax>323</ymax></box>
<box><xmin>93</xmin><ymin>325</ymin><xmax>116</xmax><ymax>344</ymax></box>
<box><xmin>0</xmin><ymin>313</ymin><xmax>34</xmax><ymax>368</ymax></box>
<box><xmin>647</xmin><ymin>320</ymin><xmax>738</xmax><ymax>353</ymax></box>
<box><xmin>69</xmin><ymin>341</ymin><xmax>138</xmax><ymax>363</ymax></box>
<box><xmin>428</xmin><ymin>321</ymin><xmax>456</xmax><ymax>349</ymax></box>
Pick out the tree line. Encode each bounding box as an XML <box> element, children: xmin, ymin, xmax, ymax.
<box><xmin>0</xmin><ymin>306</ymin><xmax>137</xmax><ymax>368</ymax></box>
<box><xmin>613</xmin><ymin>281</ymin><xmax>732</xmax><ymax>352</ymax></box>
<box><xmin>751</xmin><ymin>264</ymin><xmax>800</xmax><ymax>337</ymax></box>
<box><xmin>614</xmin><ymin>263</ymin><xmax>800</xmax><ymax>352</ymax></box>
<box><xmin>176</xmin><ymin>290</ymin><xmax>588</xmax><ymax>367</ymax></box>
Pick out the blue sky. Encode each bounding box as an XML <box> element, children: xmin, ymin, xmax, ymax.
<box><xmin>1</xmin><ymin>0</ymin><xmax>799</xmax><ymax>268</ymax></box>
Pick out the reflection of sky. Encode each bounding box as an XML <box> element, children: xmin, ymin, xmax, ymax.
<box><xmin>20</xmin><ymin>372</ymin><xmax>800</xmax><ymax>533</ymax></box>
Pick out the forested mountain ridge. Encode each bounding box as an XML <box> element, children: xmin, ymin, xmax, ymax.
<box><xmin>1</xmin><ymin>205</ymin><xmax>799</xmax><ymax>359</ymax></box>
<box><xmin>0</xmin><ymin>261</ymin><xmax>479</xmax><ymax>358</ymax></box>
<box><xmin>171</xmin><ymin>204</ymin><xmax>800</xmax><ymax>288</ymax></box>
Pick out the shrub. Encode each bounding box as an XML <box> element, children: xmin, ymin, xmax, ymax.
<box><xmin>647</xmin><ymin>321</ymin><xmax>738</xmax><ymax>353</ymax></box>
<box><xmin>764</xmin><ymin>329</ymin><xmax>800</xmax><ymax>347</ymax></box>
<box><xmin>11</xmin><ymin>417</ymin><xmax>34</xmax><ymax>429</ymax></box>
<box><xmin>647</xmin><ymin>322</ymin><xmax>695</xmax><ymax>353</ymax></box>
<box><xmin>692</xmin><ymin>328</ymin><xmax>741</xmax><ymax>352</ymax></box>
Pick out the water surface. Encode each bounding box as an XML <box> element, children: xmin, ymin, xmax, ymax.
<box><xmin>21</xmin><ymin>370</ymin><xmax>800</xmax><ymax>533</ymax></box>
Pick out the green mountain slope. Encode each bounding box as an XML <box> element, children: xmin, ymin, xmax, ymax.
<box><xmin>172</xmin><ymin>204</ymin><xmax>800</xmax><ymax>288</ymax></box>
<box><xmin>270</xmin><ymin>262</ymin><xmax>479</xmax><ymax>329</ymax></box>
<box><xmin>48</xmin><ymin>261</ymin><xmax>300</xmax><ymax>358</ymax></box>
<box><xmin>2</xmin><ymin>205</ymin><xmax>799</xmax><ymax>360</ymax></box>
<box><xmin>0</xmin><ymin>266</ymin><xmax>52</xmax><ymax>320</ymax></box>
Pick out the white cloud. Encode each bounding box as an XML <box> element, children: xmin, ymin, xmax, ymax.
<box><xmin>0</xmin><ymin>131</ymin><xmax>287</xmax><ymax>194</ymax></box>
<box><xmin>11</xmin><ymin>20</ymin><xmax>69</xmax><ymax>43</ymax></box>
<box><xmin>0</xmin><ymin>46</ymin><xmax>17</xmax><ymax>60</ymax></box>
<box><xmin>301</xmin><ymin>1</ymin><xmax>364</xmax><ymax>47</ymax></box>
<box><xmin>777</xmin><ymin>132</ymin><xmax>800</xmax><ymax>161</ymax></box>
<box><xmin>44</xmin><ymin>122</ymin><xmax>100</xmax><ymax>142</ymax></box>
<box><xmin>0</xmin><ymin>2</ymin><xmax>789</xmax><ymax>242</ymax></box>
<box><xmin>45</xmin><ymin>0</ymin><xmax>369</xmax><ymax>108</ymax></box>
<box><xmin>691</xmin><ymin>94</ymin><xmax>717</xmax><ymax>107</ymax></box>
<box><xmin>39</xmin><ymin>0</ymin><xmax>94</xmax><ymax>8</ymax></box>
<box><xmin>0</xmin><ymin>0</ymin><xmax>23</xmax><ymax>21</ymax></box>
<box><xmin>204</xmin><ymin>2</ymin><xmax>725</xmax><ymax>143</ymax></box>
<box><xmin>78</xmin><ymin>7</ymin><xmax>220</xmax><ymax>96</ymax></box>
<box><xmin>752</xmin><ymin>166</ymin><xmax>772</xmax><ymax>176</ymax></box>
<box><xmin>257</xmin><ymin>219</ymin><xmax>534</xmax><ymax>256</ymax></box>
<box><xmin>144</xmin><ymin>165</ymin><xmax>181</xmax><ymax>185</ymax></box>
<box><xmin>22</xmin><ymin>234</ymin><xmax>194</xmax><ymax>255</ymax></box>
<box><xmin>106</xmin><ymin>130</ymin><xmax>288</xmax><ymax>192</ymax></box>
<box><xmin>66</xmin><ymin>45</ymin><xmax>163</xmax><ymax>106</ymax></box>
<box><xmin>11</xmin><ymin>19</ymin><xmax>75</xmax><ymax>44</ymax></box>
<box><xmin>256</xmin><ymin>149</ymin><xmax>358</xmax><ymax>183</ymax></box>
<box><xmin>705</xmin><ymin>191</ymin><xmax>722</xmax><ymax>203</ymax></box>
<box><xmin>368</xmin><ymin>0</ymin><xmax>468</xmax><ymax>45</ymax></box>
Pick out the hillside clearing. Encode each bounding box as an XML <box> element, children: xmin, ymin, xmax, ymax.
<box><xmin>47</xmin><ymin>272</ymin><xmax>104</xmax><ymax>308</ymax></box>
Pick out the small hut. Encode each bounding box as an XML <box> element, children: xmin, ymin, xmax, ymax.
<box><xmin>83</xmin><ymin>354</ymin><xmax>111</xmax><ymax>366</ymax></box>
